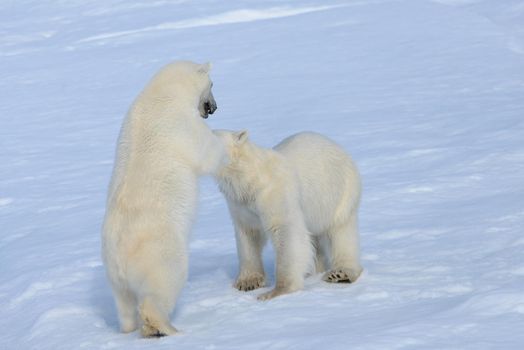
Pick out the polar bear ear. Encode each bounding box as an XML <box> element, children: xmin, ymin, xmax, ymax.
<box><xmin>198</xmin><ymin>62</ymin><xmax>212</xmax><ymax>74</ymax></box>
<box><xmin>235</xmin><ymin>130</ymin><xmax>249</xmax><ymax>144</ymax></box>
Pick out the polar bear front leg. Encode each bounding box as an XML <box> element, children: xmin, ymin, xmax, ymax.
<box><xmin>234</xmin><ymin>221</ymin><xmax>267</xmax><ymax>291</ymax></box>
<box><xmin>258</xmin><ymin>221</ymin><xmax>312</xmax><ymax>300</ymax></box>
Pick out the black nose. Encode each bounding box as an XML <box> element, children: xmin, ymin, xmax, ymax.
<box><xmin>206</xmin><ymin>101</ymin><xmax>217</xmax><ymax>115</ymax></box>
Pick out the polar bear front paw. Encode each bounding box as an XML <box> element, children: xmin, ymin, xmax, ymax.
<box><xmin>257</xmin><ymin>284</ymin><xmax>301</xmax><ymax>300</ymax></box>
<box><xmin>234</xmin><ymin>273</ymin><xmax>266</xmax><ymax>291</ymax></box>
<box><xmin>323</xmin><ymin>268</ymin><xmax>362</xmax><ymax>283</ymax></box>
<box><xmin>257</xmin><ymin>288</ymin><xmax>286</xmax><ymax>301</ymax></box>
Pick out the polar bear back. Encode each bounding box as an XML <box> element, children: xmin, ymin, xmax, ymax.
<box><xmin>274</xmin><ymin>132</ymin><xmax>361</xmax><ymax>234</ymax></box>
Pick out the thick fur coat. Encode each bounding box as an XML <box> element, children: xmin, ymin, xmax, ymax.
<box><xmin>214</xmin><ymin>130</ymin><xmax>362</xmax><ymax>300</ymax></box>
<box><xmin>102</xmin><ymin>61</ymin><xmax>226</xmax><ymax>336</ymax></box>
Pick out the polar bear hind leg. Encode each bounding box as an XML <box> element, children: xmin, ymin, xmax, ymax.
<box><xmin>139</xmin><ymin>296</ymin><xmax>178</xmax><ymax>337</ymax></box>
<box><xmin>134</xmin><ymin>239</ymin><xmax>187</xmax><ymax>337</ymax></box>
<box><xmin>323</xmin><ymin>211</ymin><xmax>363</xmax><ymax>283</ymax></box>
<box><xmin>313</xmin><ymin>235</ymin><xmax>329</xmax><ymax>274</ymax></box>
<box><xmin>113</xmin><ymin>287</ymin><xmax>138</xmax><ymax>333</ymax></box>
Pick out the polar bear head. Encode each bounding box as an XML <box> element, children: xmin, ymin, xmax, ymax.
<box><xmin>147</xmin><ymin>61</ymin><xmax>217</xmax><ymax>119</ymax></box>
<box><xmin>212</xmin><ymin>129</ymin><xmax>252</xmax><ymax>197</ymax></box>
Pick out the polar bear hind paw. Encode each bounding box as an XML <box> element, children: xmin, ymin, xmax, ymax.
<box><xmin>141</xmin><ymin>324</ymin><xmax>178</xmax><ymax>338</ymax></box>
<box><xmin>323</xmin><ymin>268</ymin><xmax>362</xmax><ymax>283</ymax></box>
<box><xmin>141</xmin><ymin>324</ymin><xmax>167</xmax><ymax>338</ymax></box>
<box><xmin>235</xmin><ymin>274</ymin><xmax>265</xmax><ymax>291</ymax></box>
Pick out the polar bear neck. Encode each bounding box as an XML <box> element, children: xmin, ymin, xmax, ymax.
<box><xmin>217</xmin><ymin>143</ymin><xmax>281</xmax><ymax>204</ymax></box>
<box><xmin>133</xmin><ymin>89</ymin><xmax>200</xmax><ymax>122</ymax></box>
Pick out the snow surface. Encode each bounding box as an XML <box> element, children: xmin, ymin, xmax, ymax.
<box><xmin>1</xmin><ymin>0</ymin><xmax>524</xmax><ymax>349</ymax></box>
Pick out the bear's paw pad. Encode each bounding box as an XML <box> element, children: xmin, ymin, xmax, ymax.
<box><xmin>141</xmin><ymin>324</ymin><xmax>178</xmax><ymax>338</ymax></box>
<box><xmin>323</xmin><ymin>268</ymin><xmax>361</xmax><ymax>283</ymax></box>
<box><xmin>235</xmin><ymin>274</ymin><xmax>265</xmax><ymax>291</ymax></box>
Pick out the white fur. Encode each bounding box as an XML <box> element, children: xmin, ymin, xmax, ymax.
<box><xmin>214</xmin><ymin>130</ymin><xmax>362</xmax><ymax>300</ymax></box>
<box><xmin>102</xmin><ymin>61</ymin><xmax>226</xmax><ymax>337</ymax></box>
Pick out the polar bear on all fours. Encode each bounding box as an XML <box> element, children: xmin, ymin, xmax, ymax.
<box><xmin>214</xmin><ymin>130</ymin><xmax>363</xmax><ymax>300</ymax></box>
<box><xmin>102</xmin><ymin>61</ymin><xmax>226</xmax><ymax>337</ymax></box>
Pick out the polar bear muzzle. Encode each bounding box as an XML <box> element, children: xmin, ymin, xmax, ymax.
<box><xmin>200</xmin><ymin>90</ymin><xmax>217</xmax><ymax>119</ymax></box>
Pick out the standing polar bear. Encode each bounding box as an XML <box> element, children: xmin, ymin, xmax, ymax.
<box><xmin>102</xmin><ymin>61</ymin><xmax>226</xmax><ymax>337</ymax></box>
<box><xmin>214</xmin><ymin>130</ymin><xmax>362</xmax><ymax>300</ymax></box>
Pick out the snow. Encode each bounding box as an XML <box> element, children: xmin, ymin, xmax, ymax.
<box><xmin>78</xmin><ymin>5</ymin><xmax>346</xmax><ymax>43</ymax></box>
<box><xmin>1</xmin><ymin>0</ymin><xmax>524</xmax><ymax>349</ymax></box>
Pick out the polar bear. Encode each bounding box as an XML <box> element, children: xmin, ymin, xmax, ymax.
<box><xmin>213</xmin><ymin>130</ymin><xmax>362</xmax><ymax>300</ymax></box>
<box><xmin>102</xmin><ymin>61</ymin><xmax>226</xmax><ymax>337</ymax></box>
